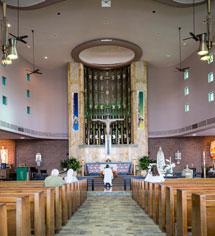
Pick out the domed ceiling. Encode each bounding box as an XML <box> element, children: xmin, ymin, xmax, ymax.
<box><xmin>3</xmin><ymin>0</ymin><xmax>211</xmax><ymax>69</ymax></box>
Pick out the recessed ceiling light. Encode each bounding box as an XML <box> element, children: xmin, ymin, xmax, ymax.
<box><xmin>44</xmin><ymin>56</ymin><xmax>48</xmax><ymax>59</ymax></box>
<box><xmin>7</xmin><ymin>23</ymin><xmax>11</xmax><ymax>28</ymax></box>
<box><xmin>166</xmin><ymin>54</ymin><xmax>171</xmax><ymax>58</ymax></box>
<box><xmin>192</xmin><ymin>133</ymin><xmax>197</xmax><ymax>136</ymax></box>
<box><xmin>101</xmin><ymin>0</ymin><xmax>111</xmax><ymax>7</ymax></box>
<box><xmin>27</xmin><ymin>44</ymin><xmax>31</xmax><ymax>48</ymax></box>
<box><xmin>183</xmin><ymin>42</ymin><xmax>187</xmax><ymax>46</ymax></box>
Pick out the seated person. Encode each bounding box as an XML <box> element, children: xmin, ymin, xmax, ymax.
<box><xmin>103</xmin><ymin>164</ymin><xmax>113</xmax><ymax>188</ymax></box>
<box><xmin>144</xmin><ymin>165</ymin><xmax>165</xmax><ymax>183</ymax></box>
<box><xmin>64</xmin><ymin>169</ymin><xmax>78</xmax><ymax>183</ymax></box>
<box><xmin>44</xmin><ymin>169</ymin><xmax>65</xmax><ymax>187</ymax></box>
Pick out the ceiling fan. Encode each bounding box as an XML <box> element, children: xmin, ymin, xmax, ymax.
<box><xmin>9</xmin><ymin>0</ymin><xmax>28</xmax><ymax>44</ymax></box>
<box><xmin>176</xmin><ymin>27</ymin><xmax>190</xmax><ymax>72</ymax></box>
<box><xmin>183</xmin><ymin>0</ymin><xmax>203</xmax><ymax>42</ymax></box>
<box><xmin>27</xmin><ymin>30</ymin><xmax>42</xmax><ymax>75</ymax></box>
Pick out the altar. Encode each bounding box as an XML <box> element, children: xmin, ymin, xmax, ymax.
<box><xmin>85</xmin><ymin>162</ymin><xmax>132</xmax><ymax>176</ymax></box>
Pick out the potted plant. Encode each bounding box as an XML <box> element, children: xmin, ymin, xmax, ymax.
<box><xmin>139</xmin><ymin>156</ymin><xmax>156</xmax><ymax>176</ymax></box>
<box><xmin>67</xmin><ymin>158</ymin><xmax>81</xmax><ymax>172</ymax></box>
<box><xmin>61</xmin><ymin>159</ymin><xmax>68</xmax><ymax>171</ymax></box>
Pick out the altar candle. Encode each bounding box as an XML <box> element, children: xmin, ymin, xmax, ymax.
<box><xmin>203</xmin><ymin>151</ymin><xmax>206</xmax><ymax>165</ymax></box>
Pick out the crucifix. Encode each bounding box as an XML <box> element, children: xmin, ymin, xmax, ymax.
<box><xmin>92</xmin><ymin>117</ymin><xmax>124</xmax><ymax>155</ymax></box>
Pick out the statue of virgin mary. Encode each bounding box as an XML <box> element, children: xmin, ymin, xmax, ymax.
<box><xmin>157</xmin><ymin>147</ymin><xmax>165</xmax><ymax>175</ymax></box>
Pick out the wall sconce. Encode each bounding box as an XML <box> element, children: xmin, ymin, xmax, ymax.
<box><xmin>175</xmin><ymin>150</ymin><xmax>182</xmax><ymax>165</ymax></box>
<box><xmin>35</xmin><ymin>153</ymin><xmax>42</xmax><ymax>167</ymax></box>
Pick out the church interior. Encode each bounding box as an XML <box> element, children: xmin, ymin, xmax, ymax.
<box><xmin>0</xmin><ymin>0</ymin><xmax>215</xmax><ymax>235</ymax></box>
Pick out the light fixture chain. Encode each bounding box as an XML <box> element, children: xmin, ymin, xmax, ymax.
<box><xmin>193</xmin><ymin>0</ymin><xmax>196</xmax><ymax>34</ymax></box>
<box><xmin>17</xmin><ymin>0</ymin><xmax>20</xmax><ymax>36</ymax></box>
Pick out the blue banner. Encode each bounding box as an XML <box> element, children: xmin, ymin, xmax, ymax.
<box><xmin>73</xmin><ymin>93</ymin><xmax>79</xmax><ymax>131</ymax></box>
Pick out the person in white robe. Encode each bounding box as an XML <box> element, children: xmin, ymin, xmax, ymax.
<box><xmin>157</xmin><ymin>146</ymin><xmax>166</xmax><ymax>175</ymax></box>
<box><xmin>144</xmin><ymin>165</ymin><xmax>165</xmax><ymax>183</ymax></box>
<box><xmin>65</xmin><ymin>169</ymin><xmax>78</xmax><ymax>183</ymax></box>
<box><xmin>103</xmin><ymin>164</ymin><xmax>113</xmax><ymax>187</ymax></box>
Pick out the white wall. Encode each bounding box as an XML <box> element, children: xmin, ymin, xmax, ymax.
<box><xmin>148</xmin><ymin>52</ymin><xmax>215</xmax><ymax>133</ymax></box>
<box><xmin>0</xmin><ymin>56</ymin><xmax>68</xmax><ymax>136</ymax></box>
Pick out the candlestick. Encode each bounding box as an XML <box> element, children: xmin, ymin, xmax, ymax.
<box><xmin>203</xmin><ymin>151</ymin><xmax>206</xmax><ymax>178</ymax></box>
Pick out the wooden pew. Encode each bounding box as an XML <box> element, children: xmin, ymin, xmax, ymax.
<box><xmin>0</xmin><ymin>186</ymin><xmax>57</xmax><ymax>234</ymax></box>
<box><xmin>165</xmin><ymin>185</ymin><xmax>215</xmax><ymax>236</ymax></box>
<box><xmin>192</xmin><ymin>193</ymin><xmax>215</xmax><ymax>236</ymax></box>
<box><xmin>0</xmin><ymin>191</ymin><xmax>46</xmax><ymax>236</ymax></box>
<box><xmin>0</xmin><ymin>195</ymin><xmax>31</xmax><ymax>236</ymax></box>
<box><xmin>0</xmin><ymin>203</ymin><xmax>8</xmax><ymax>236</ymax></box>
<box><xmin>157</xmin><ymin>180</ymin><xmax>215</xmax><ymax>232</ymax></box>
<box><xmin>176</xmin><ymin>188</ymin><xmax>215</xmax><ymax>236</ymax></box>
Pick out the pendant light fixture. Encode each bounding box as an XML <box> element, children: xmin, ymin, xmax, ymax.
<box><xmin>1</xmin><ymin>0</ymin><xmax>19</xmax><ymax>65</ymax></box>
<box><xmin>7</xmin><ymin>37</ymin><xmax>18</xmax><ymax>60</ymax></box>
<box><xmin>197</xmin><ymin>33</ymin><xmax>209</xmax><ymax>56</ymax></box>
<box><xmin>198</xmin><ymin>0</ymin><xmax>213</xmax><ymax>60</ymax></box>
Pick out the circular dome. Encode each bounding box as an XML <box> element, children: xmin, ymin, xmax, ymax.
<box><xmin>71</xmin><ymin>38</ymin><xmax>142</xmax><ymax>69</ymax></box>
<box><xmin>173</xmin><ymin>0</ymin><xmax>205</xmax><ymax>4</ymax></box>
<box><xmin>79</xmin><ymin>45</ymin><xmax>135</xmax><ymax>66</ymax></box>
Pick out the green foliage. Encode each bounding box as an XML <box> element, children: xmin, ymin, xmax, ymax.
<box><xmin>139</xmin><ymin>156</ymin><xmax>156</xmax><ymax>170</ymax></box>
<box><xmin>61</xmin><ymin>158</ymin><xmax>81</xmax><ymax>171</ymax></box>
<box><xmin>61</xmin><ymin>159</ymin><xmax>68</xmax><ymax>169</ymax></box>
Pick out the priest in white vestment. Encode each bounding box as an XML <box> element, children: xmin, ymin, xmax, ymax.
<box><xmin>103</xmin><ymin>164</ymin><xmax>113</xmax><ymax>187</ymax></box>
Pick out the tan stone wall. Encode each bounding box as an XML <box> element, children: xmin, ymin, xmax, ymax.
<box><xmin>68</xmin><ymin>61</ymin><xmax>148</xmax><ymax>162</ymax></box>
<box><xmin>68</xmin><ymin>63</ymin><xmax>84</xmax><ymax>158</ymax></box>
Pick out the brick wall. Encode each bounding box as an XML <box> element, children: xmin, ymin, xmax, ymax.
<box><xmin>14</xmin><ymin>137</ymin><xmax>215</xmax><ymax>174</ymax></box>
<box><xmin>0</xmin><ymin>140</ymin><xmax>15</xmax><ymax>165</ymax></box>
<box><xmin>16</xmin><ymin>140</ymin><xmax>68</xmax><ymax>174</ymax></box>
<box><xmin>149</xmin><ymin>137</ymin><xmax>215</xmax><ymax>172</ymax></box>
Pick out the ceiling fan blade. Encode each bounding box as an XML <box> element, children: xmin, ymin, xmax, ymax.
<box><xmin>9</xmin><ymin>33</ymin><xmax>16</xmax><ymax>38</ymax></box>
<box><xmin>19</xmin><ymin>35</ymin><xmax>28</xmax><ymax>39</ymax></box>
<box><xmin>183</xmin><ymin>36</ymin><xmax>193</xmax><ymax>41</ymax></box>
<box><xmin>18</xmin><ymin>38</ymin><xmax>28</xmax><ymax>44</ymax></box>
<box><xmin>189</xmin><ymin>32</ymin><xmax>199</xmax><ymax>41</ymax></box>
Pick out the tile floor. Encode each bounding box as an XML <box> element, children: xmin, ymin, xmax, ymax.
<box><xmin>56</xmin><ymin>192</ymin><xmax>166</xmax><ymax>236</ymax></box>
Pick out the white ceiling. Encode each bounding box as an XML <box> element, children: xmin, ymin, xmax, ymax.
<box><xmin>3</xmin><ymin>0</ymin><xmax>211</xmax><ymax>70</ymax></box>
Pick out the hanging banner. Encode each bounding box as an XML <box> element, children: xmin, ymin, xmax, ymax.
<box><xmin>72</xmin><ymin>92</ymin><xmax>79</xmax><ymax>131</ymax></box>
<box><xmin>138</xmin><ymin>90</ymin><xmax>144</xmax><ymax>129</ymax></box>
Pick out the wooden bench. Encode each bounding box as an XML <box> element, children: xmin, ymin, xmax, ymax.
<box><xmin>176</xmin><ymin>188</ymin><xmax>215</xmax><ymax>236</ymax></box>
<box><xmin>0</xmin><ymin>203</ymin><xmax>7</xmax><ymax>236</ymax></box>
<box><xmin>0</xmin><ymin>195</ymin><xmax>31</xmax><ymax>236</ymax></box>
<box><xmin>0</xmin><ymin>180</ymin><xmax>88</xmax><ymax>234</ymax></box>
<box><xmin>192</xmin><ymin>193</ymin><xmax>215</xmax><ymax>236</ymax></box>
<box><xmin>165</xmin><ymin>185</ymin><xmax>215</xmax><ymax>236</ymax></box>
<box><xmin>0</xmin><ymin>185</ymin><xmax>60</xmax><ymax>233</ymax></box>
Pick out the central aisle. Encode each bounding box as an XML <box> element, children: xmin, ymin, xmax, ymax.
<box><xmin>56</xmin><ymin>192</ymin><xmax>166</xmax><ymax>236</ymax></box>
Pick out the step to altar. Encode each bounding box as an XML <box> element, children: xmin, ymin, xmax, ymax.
<box><xmin>87</xmin><ymin>191</ymin><xmax>131</xmax><ymax>197</ymax></box>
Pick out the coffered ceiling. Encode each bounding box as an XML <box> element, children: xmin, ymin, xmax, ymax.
<box><xmin>2</xmin><ymin>0</ymin><xmax>213</xmax><ymax>69</ymax></box>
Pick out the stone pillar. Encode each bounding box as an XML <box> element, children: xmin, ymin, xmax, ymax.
<box><xmin>68</xmin><ymin>62</ymin><xmax>84</xmax><ymax>160</ymax></box>
<box><xmin>130</xmin><ymin>61</ymin><xmax>148</xmax><ymax>156</ymax></box>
